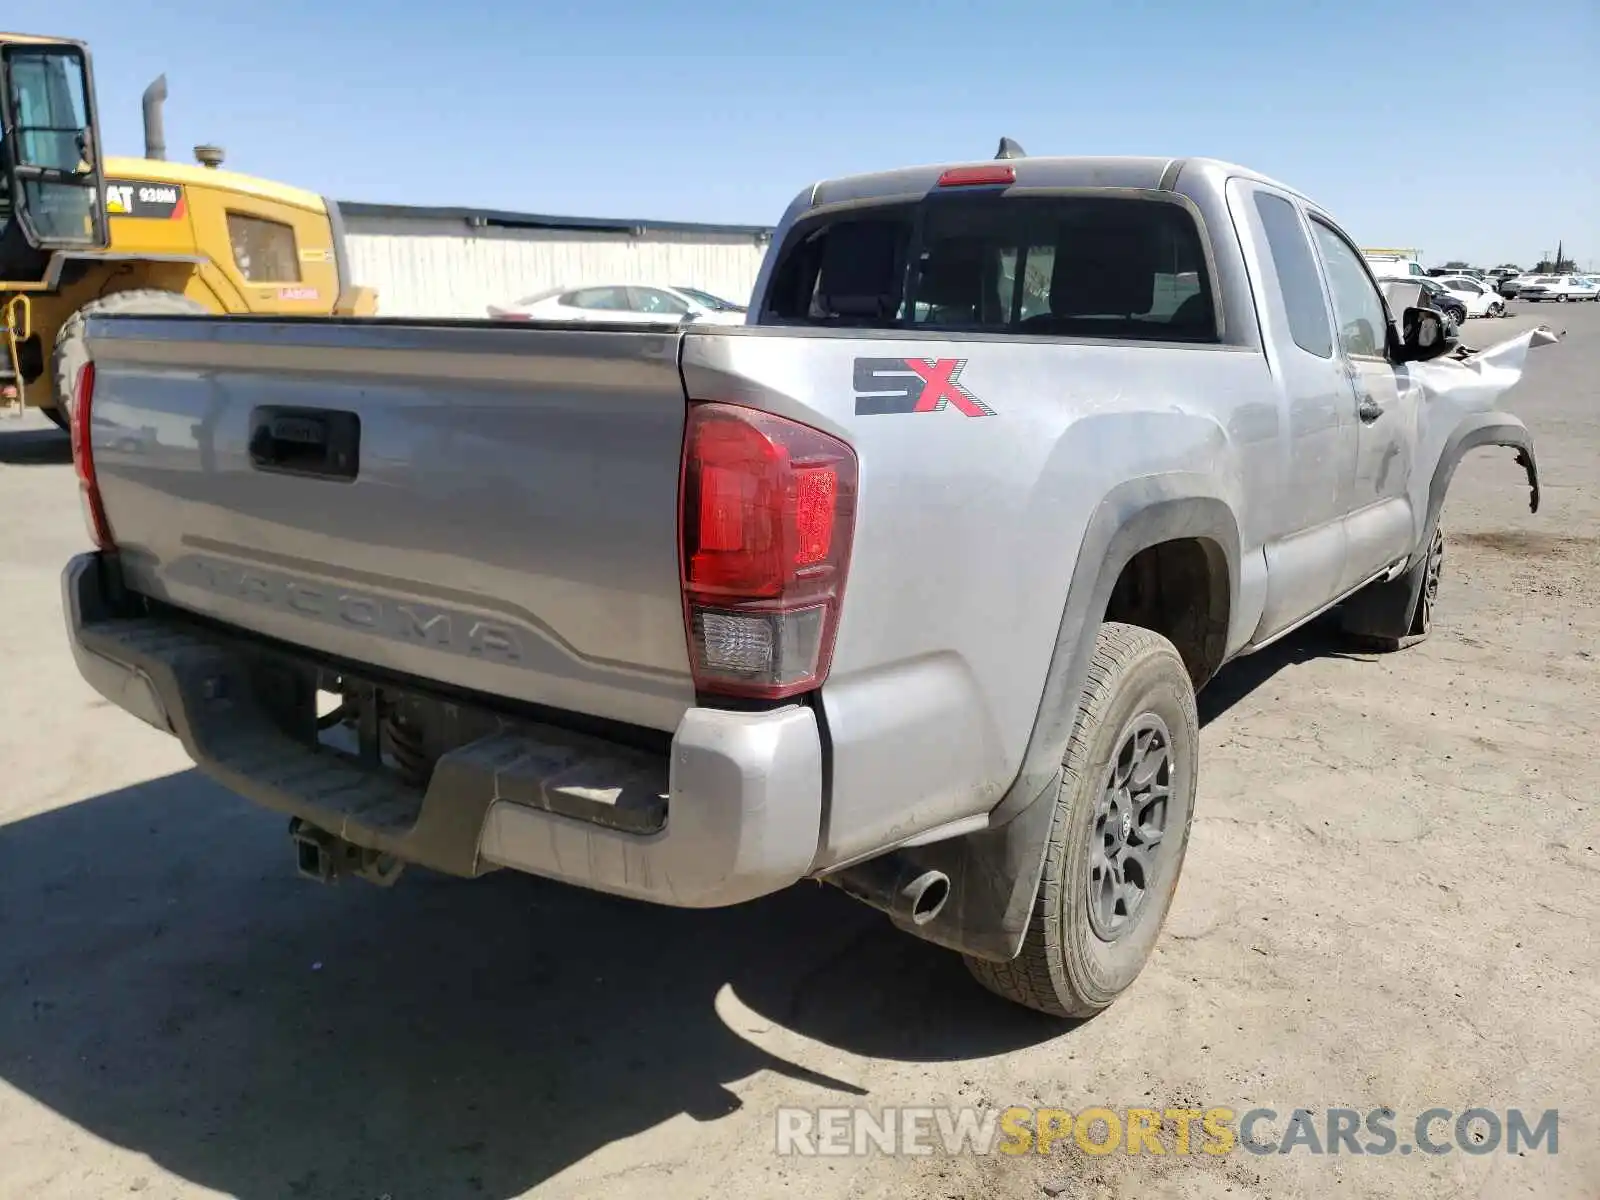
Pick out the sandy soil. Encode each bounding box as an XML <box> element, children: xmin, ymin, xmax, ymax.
<box><xmin>1</xmin><ymin>306</ymin><xmax>1595</xmax><ymax>1200</ymax></box>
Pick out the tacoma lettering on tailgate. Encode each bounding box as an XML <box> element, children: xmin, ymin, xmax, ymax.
<box><xmin>167</xmin><ymin>555</ymin><xmax>526</xmax><ymax>666</ymax></box>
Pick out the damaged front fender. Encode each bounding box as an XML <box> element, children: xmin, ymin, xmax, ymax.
<box><xmin>1405</xmin><ymin>324</ymin><xmax>1556</xmax><ymax>555</ymax></box>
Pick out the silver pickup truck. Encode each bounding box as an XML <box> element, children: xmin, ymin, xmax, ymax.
<box><xmin>61</xmin><ymin>150</ymin><xmax>1550</xmax><ymax>1018</ymax></box>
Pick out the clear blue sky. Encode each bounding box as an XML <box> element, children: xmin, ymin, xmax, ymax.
<box><xmin>49</xmin><ymin>0</ymin><xmax>1600</xmax><ymax>266</ymax></box>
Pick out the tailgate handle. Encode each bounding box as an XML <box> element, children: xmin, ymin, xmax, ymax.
<box><xmin>249</xmin><ymin>407</ymin><xmax>360</xmax><ymax>480</ymax></box>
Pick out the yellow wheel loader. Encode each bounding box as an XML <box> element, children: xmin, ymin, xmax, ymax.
<box><xmin>1</xmin><ymin>32</ymin><xmax>376</xmax><ymax>429</ymax></box>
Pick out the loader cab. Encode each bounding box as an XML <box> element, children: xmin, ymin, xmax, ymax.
<box><xmin>0</xmin><ymin>38</ymin><xmax>108</xmax><ymax>285</ymax></box>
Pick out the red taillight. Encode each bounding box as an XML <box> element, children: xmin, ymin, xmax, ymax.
<box><xmin>70</xmin><ymin>362</ymin><xmax>115</xmax><ymax>550</ymax></box>
<box><xmin>937</xmin><ymin>165</ymin><xmax>1016</xmax><ymax>188</ymax></box>
<box><xmin>679</xmin><ymin>402</ymin><xmax>857</xmax><ymax>700</ymax></box>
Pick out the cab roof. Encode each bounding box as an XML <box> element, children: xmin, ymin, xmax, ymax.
<box><xmin>0</xmin><ymin>32</ymin><xmax>90</xmax><ymax>48</ymax></box>
<box><xmin>807</xmin><ymin>155</ymin><xmax>1312</xmax><ymax>210</ymax></box>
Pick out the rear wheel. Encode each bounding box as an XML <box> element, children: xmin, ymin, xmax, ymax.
<box><xmin>1556</xmin><ymin>293</ymin><xmax>1570</xmax><ymax>303</ymax></box>
<box><xmin>49</xmin><ymin>289</ymin><xmax>210</xmax><ymax>428</ymax></box>
<box><xmin>1490</xmin><ymin>301</ymin><xmax>1505</xmax><ymax>318</ymax></box>
<box><xmin>964</xmin><ymin>622</ymin><xmax>1198</xmax><ymax>1018</ymax></box>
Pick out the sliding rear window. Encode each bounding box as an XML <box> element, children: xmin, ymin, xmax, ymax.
<box><xmin>764</xmin><ymin>193</ymin><xmax>1217</xmax><ymax>342</ymax></box>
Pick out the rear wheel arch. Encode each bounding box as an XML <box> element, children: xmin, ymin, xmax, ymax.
<box><xmin>1006</xmin><ymin>484</ymin><xmax>1241</xmax><ymax>822</ymax></box>
<box><xmin>864</xmin><ymin>485</ymin><xmax>1240</xmax><ymax>965</ymax></box>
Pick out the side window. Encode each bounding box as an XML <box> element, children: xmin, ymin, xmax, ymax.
<box><xmin>227</xmin><ymin>213</ymin><xmax>301</xmax><ymax>282</ymax></box>
<box><xmin>996</xmin><ymin>246</ymin><xmax>1054</xmax><ymax>321</ymax></box>
<box><xmin>1309</xmin><ymin>219</ymin><xmax>1389</xmax><ymax>359</ymax></box>
<box><xmin>765</xmin><ymin>213</ymin><xmax>913</xmax><ymax>324</ymax></box>
<box><xmin>629</xmin><ymin>287</ymin><xmax>689</xmax><ymax>315</ymax></box>
<box><xmin>567</xmin><ymin>287</ymin><xmax>629</xmax><ymax>310</ymax></box>
<box><xmin>1253</xmin><ymin>192</ymin><xmax>1333</xmax><ymax>359</ymax></box>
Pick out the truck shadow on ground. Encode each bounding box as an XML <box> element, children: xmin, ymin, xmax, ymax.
<box><xmin>0</xmin><ymin>772</ymin><xmax>1059</xmax><ymax>1199</ymax></box>
<box><xmin>1196</xmin><ymin>611</ymin><xmax>1361</xmax><ymax>725</ymax></box>
<box><xmin>0</xmin><ymin>427</ymin><xmax>71</xmax><ymax>466</ymax></box>
<box><xmin>0</xmin><ymin>617</ymin><xmax>1349</xmax><ymax>1199</ymax></box>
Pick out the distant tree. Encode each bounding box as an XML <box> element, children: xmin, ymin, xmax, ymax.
<box><xmin>1497</xmin><ymin>262</ymin><xmax>1521</xmax><ymax>270</ymax></box>
<box><xmin>1443</xmin><ymin>259</ymin><xmax>1470</xmax><ymax>269</ymax></box>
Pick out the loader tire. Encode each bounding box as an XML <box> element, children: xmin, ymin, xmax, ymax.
<box><xmin>964</xmin><ymin>622</ymin><xmax>1199</xmax><ymax>1018</ymax></box>
<box><xmin>49</xmin><ymin>290</ymin><xmax>209</xmax><ymax>429</ymax></box>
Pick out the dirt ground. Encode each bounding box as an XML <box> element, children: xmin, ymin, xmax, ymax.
<box><xmin>1</xmin><ymin>307</ymin><xmax>1596</xmax><ymax>1200</ymax></box>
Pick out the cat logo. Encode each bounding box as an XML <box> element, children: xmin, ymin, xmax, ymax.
<box><xmin>104</xmin><ymin>180</ymin><xmax>186</xmax><ymax>220</ymax></box>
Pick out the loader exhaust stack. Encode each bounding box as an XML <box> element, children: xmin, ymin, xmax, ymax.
<box><xmin>142</xmin><ymin>75</ymin><xmax>167</xmax><ymax>161</ymax></box>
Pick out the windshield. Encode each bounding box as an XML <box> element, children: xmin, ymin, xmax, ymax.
<box><xmin>6</xmin><ymin>47</ymin><xmax>91</xmax><ymax>170</ymax></box>
<box><xmin>673</xmin><ymin>285</ymin><xmax>745</xmax><ymax>312</ymax></box>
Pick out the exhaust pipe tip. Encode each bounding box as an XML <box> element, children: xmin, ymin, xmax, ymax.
<box><xmin>825</xmin><ymin>853</ymin><xmax>952</xmax><ymax>929</ymax></box>
<box><xmin>902</xmin><ymin>869</ymin><xmax>951</xmax><ymax>926</ymax></box>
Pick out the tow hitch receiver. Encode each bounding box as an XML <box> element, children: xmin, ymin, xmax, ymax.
<box><xmin>289</xmin><ymin>817</ymin><xmax>406</xmax><ymax>887</ymax></box>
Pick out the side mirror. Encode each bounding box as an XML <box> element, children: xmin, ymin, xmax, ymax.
<box><xmin>1396</xmin><ymin>306</ymin><xmax>1453</xmax><ymax>362</ymax></box>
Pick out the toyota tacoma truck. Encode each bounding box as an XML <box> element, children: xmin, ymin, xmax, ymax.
<box><xmin>61</xmin><ymin>148</ymin><xmax>1551</xmax><ymax>1018</ymax></box>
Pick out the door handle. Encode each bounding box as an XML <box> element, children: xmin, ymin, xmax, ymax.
<box><xmin>1358</xmin><ymin>395</ymin><xmax>1384</xmax><ymax>422</ymax></box>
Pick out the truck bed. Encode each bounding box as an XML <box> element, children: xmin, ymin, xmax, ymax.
<box><xmin>87</xmin><ymin>317</ymin><xmax>697</xmax><ymax>732</ymax></box>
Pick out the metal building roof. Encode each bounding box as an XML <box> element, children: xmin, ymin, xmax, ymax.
<box><xmin>336</xmin><ymin>200</ymin><xmax>773</xmax><ymax>239</ymax></box>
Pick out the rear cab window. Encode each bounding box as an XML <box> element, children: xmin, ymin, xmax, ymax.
<box><xmin>762</xmin><ymin>191</ymin><xmax>1219</xmax><ymax>343</ymax></box>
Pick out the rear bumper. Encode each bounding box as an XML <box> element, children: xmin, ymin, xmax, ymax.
<box><xmin>63</xmin><ymin>552</ymin><xmax>824</xmax><ymax>908</ymax></box>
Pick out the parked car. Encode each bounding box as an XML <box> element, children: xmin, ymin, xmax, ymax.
<box><xmin>1518</xmin><ymin>275</ymin><xmax>1600</xmax><ymax>302</ymax></box>
<box><xmin>1377</xmin><ymin>275</ymin><xmax>1465</xmax><ymax>330</ymax></box>
<box><xmin>64</xmin><ymin>152</ymin><xmax>1552</xmax><ymax>1020</ymax></box>
<box><xmin>1420</xmin><ymin>284</ymin><xmax>1465</xmax><ymax>331</ymax></box>
<box><xmin>1432</xmin><ymin>275</ymin><xmax>1508</xmax><ymax>318</ymax></box>
<box><xmin>487</xmin><ymin>284</ymin><xmax>748</xmax><ymax>324</ymax></box>
<box><xmin>673</xmin><ymin>285</ymin><xmax>748</xmax><ymax>314</ymax></box>
<box><xmin>1496</xmin><ymin>274</ymin><xmax>1535</xmax><ymax>298</ymax></box>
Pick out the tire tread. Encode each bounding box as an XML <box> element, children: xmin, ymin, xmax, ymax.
<box><xmin>49</xmin><ymin>289</ymin><xmax>209</xmax><ymax>422</ymax></box>
<box><xmin>966</xmin><ymin>622</ymin><xmax>1194</xmax><ymax>1017</ymax></box>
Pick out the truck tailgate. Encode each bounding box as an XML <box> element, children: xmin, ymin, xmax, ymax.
<box><xmin>85</xmin><ymin>318</ymin><xmax>696</xmax><ymax>732</ymax></box>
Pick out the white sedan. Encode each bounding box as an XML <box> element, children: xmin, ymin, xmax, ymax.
<box><xmin>1431</xmin><ymin>276</ymin><xmax>1508</xmax><ymax>318</ymax></box>
<box><xmin>487</xmin><ymin>284</ymin><xmax>749</xmax><ymax>325</ymax></box>
<box><xmin>1516</xmin><ymin>275</ymin><xmax>1600</xmax><ymax>303</ymax></box>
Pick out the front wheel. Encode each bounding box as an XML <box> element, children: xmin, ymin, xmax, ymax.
<box><xmin>1341</xmin><ymin>525</ymin><xmax>1445</xmax><ymax>651</ymax></box>
<box><xmin>1556</xmin><ymin>293</ymin><xmax>1570</xmax><ymax>303</ymax></box>
<box><xmin>1490</xmin><ymin>301</ymin><xmax>1505</xmax><ymax>318</ymax></box>
<box><xmin>964</xmin><ymin>622</ymin><xmax>1199</xmax><ymax>1018</ymax></box>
